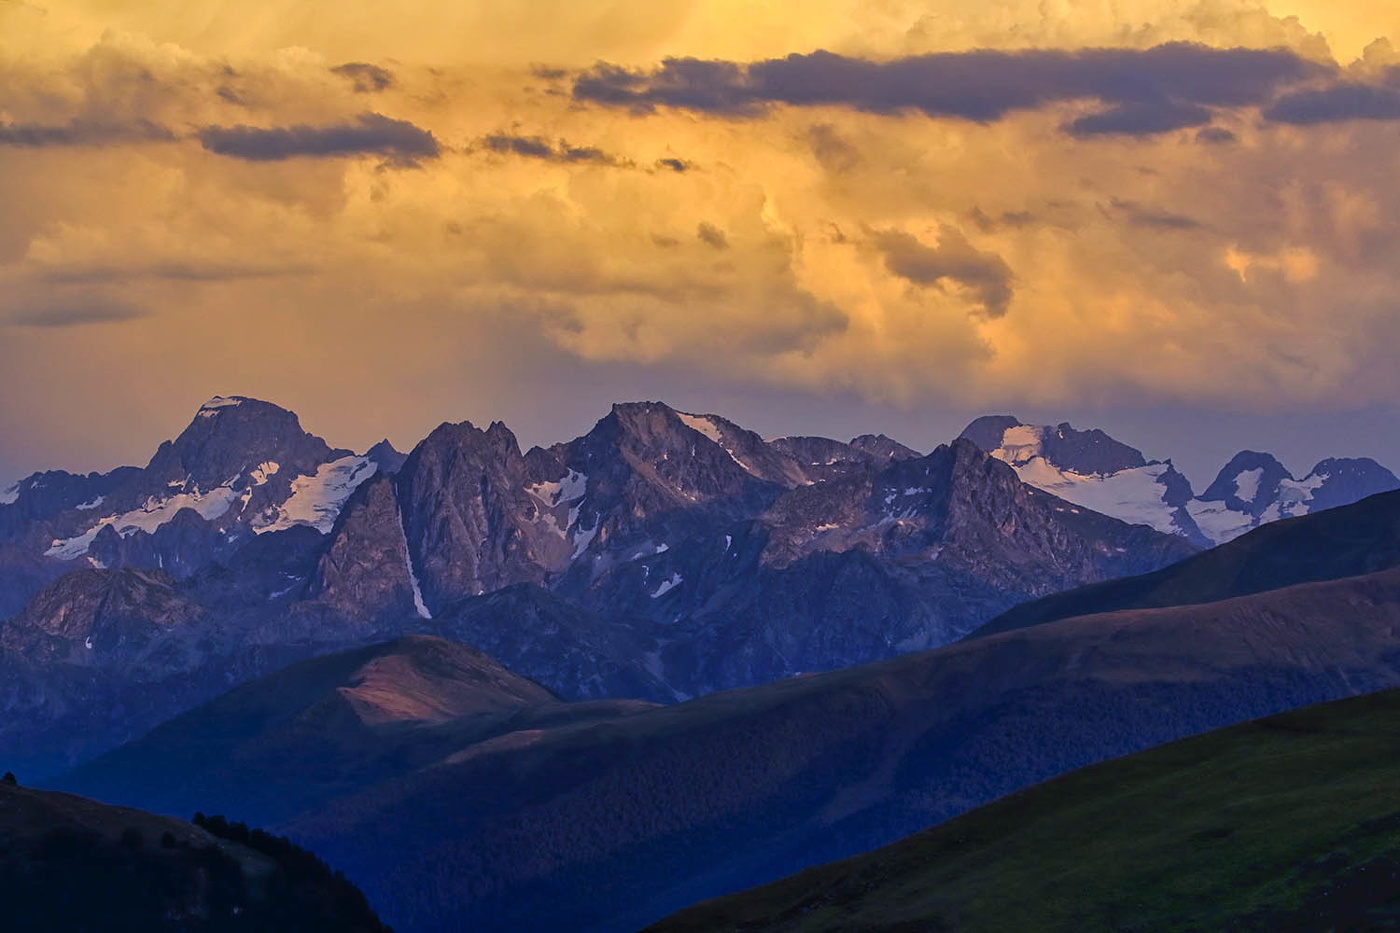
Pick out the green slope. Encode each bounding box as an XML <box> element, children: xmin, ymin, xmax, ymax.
<box><xmin>651</xmin><ymin>685</ymin><xmax>1400</xmax><ymax>932</ymax></box>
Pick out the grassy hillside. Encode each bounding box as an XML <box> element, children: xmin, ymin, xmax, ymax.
<box><xmin>0</xmin><ymin>781</ymin><xmax>389</xmax><ymax>932</ymax></box>
<box><xmin>973</xmin><ymin>487</ymin><xmax>1400</xmax><ymax>638</ymax></box>
<box><xmin>652</xmin><ymin>685</ymin><xmax>1400</xmax><ymax>932</ymax></box>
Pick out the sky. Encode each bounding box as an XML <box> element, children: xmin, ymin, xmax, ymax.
<box><xmin>2</xmin><ymin>0</ymin><xmax>1400</xmax><ymax>490</ymax></box>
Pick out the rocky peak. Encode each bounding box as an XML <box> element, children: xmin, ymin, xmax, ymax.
<box><xmin>0</xmin><ymin>467</ymin><xmax>141</xmax><ymax>536</ymax></box>
<box><xmin>959</xmin><ymin>415</ymin><xmax>1024</xmax><ymax>455</ymax></box>
<box><xmin>960</xmin><ymin>416</ymin><xmax>1147</xmax><ymax>476</ymax></box>
<box><xmin>395</xmin><ymin>419</ymin><xmax>546</xmax><ymax>609</ymax></box>
<box><xmin>1</xmin><ymin>568</ymin><xmax>203</xmax><ymax>665</ymax></box>
<box><xmin>141</xmin><ymin>396</ymin><xmax>348</xmax><ymax>496</ymax></box>
<box><xmin>769</xmin><ymin>436</ymin><xmax>873</xmax><ymax>481</ymax></box>
<box><xmin>1302</xmin><ymin>458</ymin><xmax>1400</xmax><ymax>512</ymax></box>
<box><xmin>849</xmin><ymin>433</ymin><xmax>922</xmax><ymax>461</ymax></box>
<box><xmin>565</xmin><ymin>401</ymin><xmax>779</xmax><ymax>520</ymax></box>
<box><xmin>365</xmin><ymin>439</ymin><xmax>407</xmax><ymax>475</ymax></box>
<box><xmin>1200</xmin><ymin>451</ymin><xmax>1293</xmax><ymax>515</ymax></box>
<box><xmin>1040</xmin><ymin>422</ymin><xmax>1147</xmax><ymax>475</ymax></box>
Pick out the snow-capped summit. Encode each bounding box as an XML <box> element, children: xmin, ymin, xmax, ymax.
<box><xmin>959</xmin><ymin>416</ymin><xmax>1206</xmax><ymax>545</ymax></box>
<box><xmin>1198</xmin><ymin>451</ymin><xmax>1294</xmax><ymax>516</ymax></box>
<box><xmin>1187</xmin><ymin>452</ymin><xmax>1400</xmax><ymax>544</ymax></box>
<box><xmin>962</xmin><ymin>417</ymin><xmax>1400</xmax><ymax>547</ymax></box>
<box><xmin>32</xmin><ymin>397</ymin><xmax>380</xmax><ymax>573</ymax></box>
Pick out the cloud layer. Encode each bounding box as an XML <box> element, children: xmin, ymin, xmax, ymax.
<box><xmin>2</xmin><ymin>0</ymin><xmax>1400</xmax><ymax>485</ymax></box>
<box><xmin>196</xmin><ymin>112</ymin><xmax>439</xmax><ymax>162</ymax></box>
<box><xmin>574</xmin><ymin>44</ymin><xmax>1327</xmax><ymax>136</ymax></box>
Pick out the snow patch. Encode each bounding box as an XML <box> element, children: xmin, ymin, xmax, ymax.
<box><xmin>679</xmin><ymin>412</ymin><xmax>756</xmax><ymax>474</ymax></box>
<box><xmin>528</xmin><ymin>469</ymin><xmax>588</xmax><ymax>507</ymax></box>
<box><xmin>527</xmin><ymin>470</ymin><xmax>588</xmax><ymax>542</ymax></box>
<box><xmin>642</xmin><ymin>650</ymin><xmax>666</xmax><ymax>681</ymax></box>
<box><xmin>197</xmin><ymin>396</ymin><xmax>243</xmax><ymax>417</ymax></box>
<box><xmin>75</xmin><ymin>496</ymin><xmax>104</xmax><ymax>510</ymax></box>
<box><xmin>269</xmin><ymin>581</ymin><xmax>301</xmax><ymax>600</ymax></box>
<box><xmin>253</xmin><ymin>455</ymin><xmax>377</xmax><ymax>535</ymax></box>
<box><xmin>1185</xmin><ymin>499</ymin><xmax>1256</xmax><ymax>545</ymax></box>
<box><xmin>1274</xmin><ymin>473</ymin><xmax>1326</xmax><ymax>518</ymax></box>
<box><xmin>632</xmin><ymin>541</ymin><xmax>670</xmax><ymax>559</ymax></box>
<box><xmin>571</xmin><ymin>520</ymin><xmax>599</xmax><ymax>558</ymax></box>
<box><xmin>677</xmin><ymin>412</ymin><xmax>723</xmax><ymax>444</ymax></box>
<box><xmin>994</xmin><ymin>425</ymin><xmax>1045</xmax><ymax>465</ymax></box>
<box><xmin>394</xmin><ymin>505</ymin><xmax>432</xmax><ymax>620</ymax></box>
<box><xmin>1233</xmin><ymin>467</ymin><xmax>1264</xmax><ymax>503</ymax></box>
<box><xmin>651</xmin><ymin>573</ymin><xmax>682</xmax><ymax>598</ymax></box>
<box><xmin>1010</xmin><ymin>457</ymin><xmax>1182</xmax><ymax>535</ymax></box>
<box><xmin>46</xmin><ymin>485</ymin><xmax>241</xmax><ymax>559</ymax></box>
<box><xmin>0</xmin><ymin>482</ymin><xmax>18</xmax><ymax>506</ymax></box>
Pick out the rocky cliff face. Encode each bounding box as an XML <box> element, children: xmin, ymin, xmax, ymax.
<box><xmin>396</xmin><ymin>420</ymin><xmax>555</xmax><ymax>609</ymax></box>
<box><xmin>308</xmin><ymin>473</ymin><xmax>420</xmax><ymax>625</ymax></box>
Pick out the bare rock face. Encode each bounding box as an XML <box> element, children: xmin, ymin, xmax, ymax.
<box><xmin>558</xmin><ymin>403</ymin><xmax>790</xmax><ymax>537</ymax></box>
<box><xmin>849</xmin><ymin>432</ymin><xmax>922</xmax><ymax>462</ymax></box>
<box><xmin>1</xmin><ymin>569</ymin><xmax>204</xmax><ymax>666</ymax></box>
<box><xmin>307</xmin><ymin>473</ymin><xmax>419</xmax><ymax>625</ymax></box>
<box><xmin>395</xmin><ymin>420</ymin><xmax>550</xmax><ymax>611</ymax></box>
<box><xmin>761</xmin><ymin>438</ymin><xmax>1190</xmax><ymax>587</ymax></box>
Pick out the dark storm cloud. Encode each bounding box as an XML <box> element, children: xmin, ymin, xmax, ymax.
<box><xmin>1064</xmin><ymin>100</ymin><xmax>1213</xmax><ymax>137</ymax></box>
<box><xmin>197</xmin><ymin>112</ymin><xmax>439</xmax><ymax>162</ymax></box>
<box><xmin>655</xmin><ymin>157</ymin><xmax>692</xmax><ymax>172</ymax></box>
<box><xmin>0</xmin><ymin>118</ymin><xmax>176</xmax><ymax>147</ymax></box>
<box><xmin>874</xmin><ymin>228</ymin><xmax>1014</xmax><ymax>317</ymax></box>
<box><xmin>1263</xmin><ymin>82</ymin><xmax>1400</xmax><ymax>124</ymax></box>
<box><xmin>331</xmin><ymin>62</ymin><xmax>396</xmax><ymax>93</ymax></box>
<box><xmin>480</xmin><ymin>133</ymin><xmax>627</xmax><ymax>165</ymax></box>
<box><xmin>574</xmin><ymin>43</ymin><xmax>1324</xmax><ymax>137</ymax></box>
<box><xmin>5</xmin><ymin>296</ymin><xmax>146</xmax><ymax>328</ymax></box>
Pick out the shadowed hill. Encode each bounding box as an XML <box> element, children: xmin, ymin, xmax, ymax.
<box><xmin>60</xmin><ymin>635</ymin><xmax>656</xmax><ymax>827</ymax></box>
<box><xmin>651</xmin><ymin>684</ymin><xmax>1400</xmax><ymax>932</ymax></box>
<box><xmin>0</xmin><ymin>781</ymin><xmax>389</xmax><ymax>932</ymax></box>
<box><xmin>277</xmin><ymin>566</ymin><xmax>1400</xmax><ymax>932</ymax></box>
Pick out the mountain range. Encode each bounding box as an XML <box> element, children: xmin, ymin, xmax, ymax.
<box><xmin>961</xmin><ymin>414</ymin><xmax>1399</xmax><ymax>546</ymax></box>
<box><xmin>0</xmin><ymin>396</ymin><xmax>1201</xmax><ymax>775</ymax></box>
<box><xmin>6</xmin><ymin>395</ymin><xmax>1400</xmax><ymax>930</ymax></box>
<box><xmin>58</xmin><ymin>486</ymin><xmax>1400</xmax><ymax>932</ymax></box>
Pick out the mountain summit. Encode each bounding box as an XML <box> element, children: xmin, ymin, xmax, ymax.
<box><xmin>960</xmin><ymin>415</ymin><xmax>1398</xmax><ymax>546</ymax></box>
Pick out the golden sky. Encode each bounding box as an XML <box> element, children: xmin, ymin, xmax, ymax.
<box><xmin>2</xmin><ymin>0</ymin><xmax>1400</xmax><ymax>483</ymax></box>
